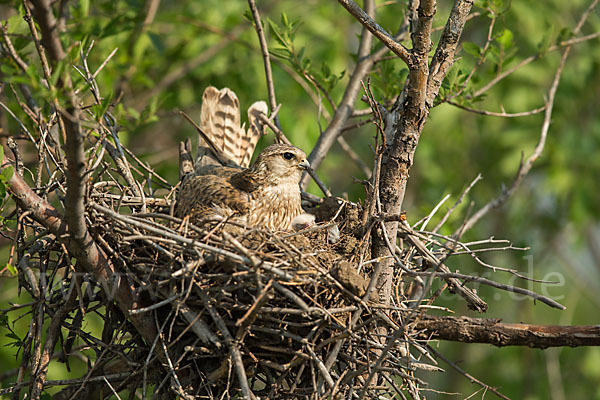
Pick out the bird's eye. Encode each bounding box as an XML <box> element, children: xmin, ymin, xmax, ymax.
<box><xmin>282</xmin><ymin>152</ymin><xmax>295</xmax><ymax>160</ymax></box>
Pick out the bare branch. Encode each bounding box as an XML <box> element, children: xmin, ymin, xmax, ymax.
<box><xmin>302</xmin><ymin>0</ymin><xmax>376</xmax><ymax>188</ymax></box>
<box><xmin>336</xmin><ymin>0</ymin><xmax>411</xmax><ymax>65</ymax></box>
<box><xmin>427</xmin><ymin>0</ymin><xmax>476</xmax><ymax>106</ymax></box>
<box><xmin>447</xmin><ymin>101</ymin><xmax>546</xmax><ymax>118</ymax></box>
<box><xmin>472</xmin><ymin>31</ymin><xmax>600</xmax><ymax>99</ymax></box>
<box><xmin>248</xmin><ymin>0</ymin><xmax>281</xmax><ymax>130</ymax></box>
<box><xmin>1</xmin><ymin>23</ymin><xmax>29</xmax><ymax>73</ymax></box>
<box><xmin>138</xmin><ymin>24</ymin><xmax>246</xmax><ymax>106</ymax></box>
<box><xmin>432</xmin><ymin>174</ymin><xmax>482</xmax><ymax>233</ymax></box>
<box><xmin>1</xmin><ymin>149</ymin><xmax>164</xmax><ymax>367</ymax></box>
<box><xmin>458</xmin><ymin>0</ymin><xmax>599</xmax><ymax>234</ymax></box>
<box><xmin>197</xmin><ymin>288</ymin><xmax>254</xmax><ymax>399</ymax></box>
<box><xmin>416</xmin><ymin>315</ymin><xmax>600</xmax><ymax>347</ymax></box>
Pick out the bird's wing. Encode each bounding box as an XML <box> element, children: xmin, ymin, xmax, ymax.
<box><xmin>230</xmin><ymin>168</ymin><xmax>260</xmax><ymax>193</ymax></box>
<box><xmin>176</xmin><ymin>169</ymin><xmax>252</xmax><ymax>221</ymax></box>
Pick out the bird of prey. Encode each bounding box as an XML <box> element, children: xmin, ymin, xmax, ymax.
<box><xmin>176</xmin><ymin>87</ymin><xmax>310</xmax><ymax>231</ymax></box>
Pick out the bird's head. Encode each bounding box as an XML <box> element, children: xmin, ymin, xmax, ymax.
<box><xmin>251</xmin><ymin>143</ymin><xmax>309</xmax><ymax>185</ymax></box>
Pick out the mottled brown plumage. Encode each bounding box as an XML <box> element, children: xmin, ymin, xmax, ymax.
<box><xmin>177</xmin><ymin>144</ymin><xmax>309</xmax><ymax>230</ymax></box>
<box><xmin>176</xmin><ymin>87</ymin><xmax>309</xmax><ymax>231</ymax></box>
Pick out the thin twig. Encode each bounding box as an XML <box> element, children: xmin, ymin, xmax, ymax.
<box><xmin>248</xmin><ymin>0</ymin><xmax>281</xmax><ymax>130</ymax></box>
<box><xmin>458</xmin><ymin>0</ymin><xmax>598</xmax><ymax>235</ymax></box>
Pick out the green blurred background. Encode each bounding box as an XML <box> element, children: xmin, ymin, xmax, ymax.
<box><xmin>0</xmin><ymin>0</ymin><xmax>599</xmax><ymax>398</ymax></box>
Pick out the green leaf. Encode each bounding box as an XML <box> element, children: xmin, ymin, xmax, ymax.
<box><xmin>0</xmin><ymin>63</ymin><xmax>18</xmax><ymax>76</ymax></box>
<box><xmin>267</xmin><ymin>19</ymin><xmax>288</xmax><ymax>48</ymax></box>
<box><xmin>557</xmin><ymin>27</ymin><xmax>574</xmax><ymax>43</ymax></box>
<box><xmin>94</xmin><ymin>92</ymin><xmax>114</xmax><ymax>121</ymax></box>
<box><xmin>321</xmin><ymin>62</ymin><xmax>331</xmax><ymax>78</ymax></box>
<box><xmin>269</xmin><ymin>48</ymin><xmax>291</xmax><ymax>60</ymax></box>
<box><xmin>40</xmin><ymin>392</ymin><xmax>53</xmax><ymax>400</ymax></box>
<box><xmin>300</xmin><ymin>57</ymin><xmax>310</xmax><ymax>72</ymax></box>
<box><xmin>487</xmin><ymin>45</ymin><xmax>499</xmax><ymax>63</ymax></box>
<box><xmin>445</xmin><ymin>63</ymin><xmax>460</xmax><ymax>90</ymax></box>
<box><xmin>147</xmin><ymin>32</ymin><xmax>165</xmax><ymax>54</ymax></box>
<box><xmin>242</xmin><ymin>9</ymin><xmax>253</xmax><ymax>23</ymax></box>
<box><xmin>5</xmin><ymin>263</ymin><xmax>17</xmax><ymax>276</ymax></box>
<box><xmin>281</xmin><ymin>12</ymin><xmax>289</xmax><ymax>28</ymax></box>
<box><xmin>474</xmin><ymin>0</ymin><xmax>489</xmax><ymax>9</ymax></box>
<box><xmin>289</xmin><ymin>19</ymin><xmax>301</xmax><ymax>39</ymax></box>
<box><xmin>2</xmin><ymin>165</ymin><xmax>14</xmax><ymax>181</ymax></box>
<box><xmin>496</xmin><ymin>29</ymin><xmax>514</xmax><ymax>50</ymax></box>
<box><xmin>462</xmin><ymin>42</ymin><xmax>481</xmax><ymax>57</ymax></box>
<box><xmin>127</xmin><ymin>107</ymin><xmax>140</xmax><ymax>120</ymax></box>
<box><xmin>297</xmin><ymin>47</ymin><xmax>305</xmax><ymax>64</ymax></box>
<box><xmin>6</xmin><ymin>332</ymin><xmax>21</xmax><ymax>342</ymax></box>
<box><xmin>537</xmin><ymin>27</ymin><xmax>553</xmax><ymax>55</ymax></box>
<box><xmin>24</xmin><ymin>64</ymin><xmax>42</xmax><ymax>90</ymax></box>
<box><xmin>80</xmin><ymin>0</ymin><xmax>90</xmax><ymax>17</ymax></box>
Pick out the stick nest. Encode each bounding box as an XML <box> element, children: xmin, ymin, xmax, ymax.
<box><xmin>84</xmin><ymin>187</ymin><xmax>415</xmax><ymax>398</ymax></box>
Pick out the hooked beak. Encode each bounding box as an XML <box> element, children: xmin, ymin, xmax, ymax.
<box><xmin>298</xmin><ymin>159</ymin><xmax>310</xmax><ymax>170</ymax></box>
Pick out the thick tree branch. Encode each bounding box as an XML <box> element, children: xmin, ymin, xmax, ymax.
<box><xmin>371</xmin><ymin>0</ymin><xmax>438</xmax><ymax>309</ymax></box>
<box><xmin>28</xmin><ymin>0</ymin><xmax>66</xmax><ymax>63</ymax></box>
<box><xmin>427</xmin><ymin>0</ymin><xmax>474</xmax><ymax>106</ymax></box>
<box><xmin>1</xmin><ymin>151</ymin><xmax>157</xmax><ymax>340</ymax></box>
<box><xmin>29</xmin><ymin>0</ymin><xmax>103</xmax><ymax>287</ymax></box>
<box><xmin>372</xmin><ymin>0</ymin><xmax>473</xmax><ymax>310</ymax></box>
<box><xmin>415</xmin><ymin>315</ymin><xmax>600</xmax><ymax>348</ymax></box>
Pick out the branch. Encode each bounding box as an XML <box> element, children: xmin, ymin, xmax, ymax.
<box><xmin>301</xmin><ymin>0</ymin><xmax>376</xmax><ymax>188</ymax></box>
<box><xmin>1</xmin><ymin>23</ymin><xmax>29</xmax><ymax>73</ymax></box>
<box><xmin>426</xmin><ymin>0</ymin><xmax>474</xmax><ymax>106</ymax></box>
<box><xmin>247</xmin><ymin>0</ymin><xmax>281</xmax><ymax>130</ymax></box>
<box><xmin>31</xmin><ymin>275</ymin><xmax>79</xmax><ymax>397</ymax></box>
<box><xmin>1</xmin><ymin>149</ymin><xmax>163</xmax><ymax>375</ymax></box>
<box><xmin>371</xmin><ymin>0</ymin><xmax>446</xmax><ymax>314</ymax></box>
<box><xmin>471</xmin><ymin>31</ymin><xmax>600</xmax><ymax>100</ymax></box>
<box><xmin>197</xmin><ymin>288</ymin><xmax>253</xmax><ymax>399</ymax></box>
<box><xmin>415</xmin><ymin>315</ymin><xmax>600</xmax><ymax>348</ymax></box>
<box><xmin>336</xmin><ymin>0</ymin><xmax>411</xmax><ymax>65</ymax></box>
<box><xmin>459</xmin><ymin>0</ymin><xmax>598</xmax><ymax>235</ymax></box>
<box><xmin>138</xmin><ymin>24</ymin><xmax>246</xmax><ymax>106</ymax></box>
<box><xmin>126</xmin><ymin>0</ymin><xmax>161</xmax><ymax>57</ymax></box>
<box><xmin>28</xmin><ymin>0</ymin><xmax>66</xmax><ymax>63</ymax></box>
<box><xmin>447</xmin><ymin>100</ymin><xmax>546</xmax><ymax>118</ymax></box>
